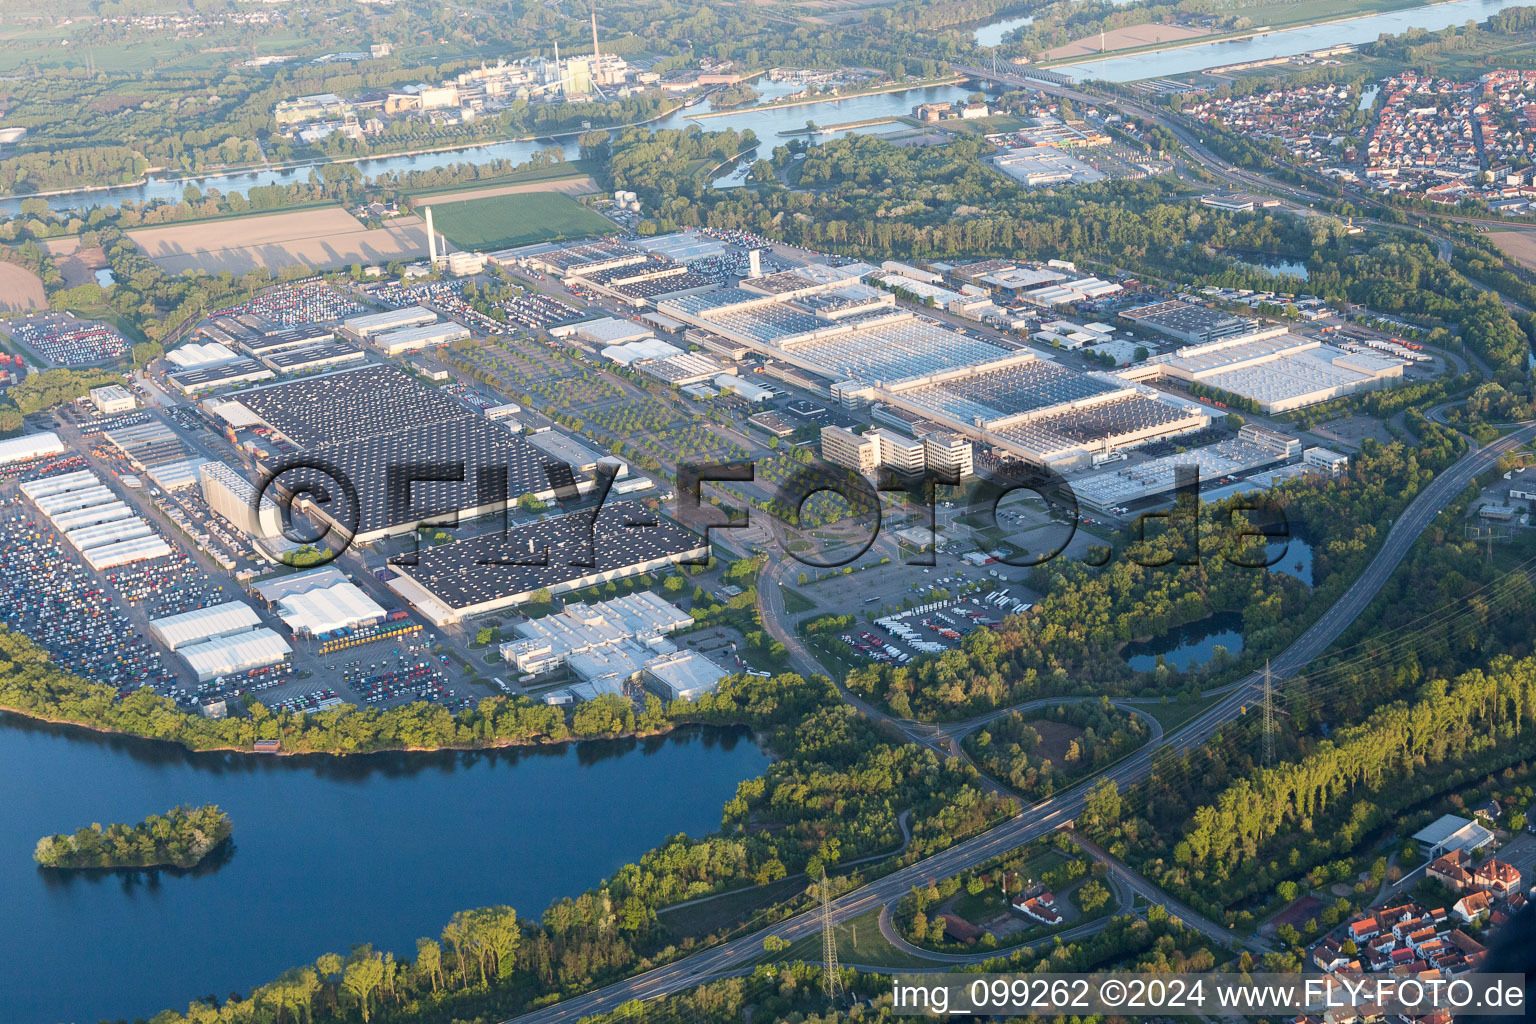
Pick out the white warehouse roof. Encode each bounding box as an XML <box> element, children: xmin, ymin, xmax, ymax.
<box><xmin>372</xmin><ymin>321</ymin><xmax>470</xmax><ymax>353</ymax></box>
<box><xmin>179</xmin><ymin>628</ymin><xmax>290</xmax><ymax>682</ymax></box>
<box><xmin>275</xmin><ymin>582</ymin><xmax>387</xmax><ymax>636</ymax></box>
<box><xmin>578</xmin><ymin>317</ymin><xmax>656</xmax><ymax>346</ymax></box>
<box><xmin>35</xmin><ymin>486</ymin><xmax>116</xmax><ymax>516</ymax></box>
<box><xmin>147</xmin><ymin>457</ymin><xmax>211</xmax><ymax>492</ymax></box>
<box><xmin>65</xmin><ymin>518</ymin><xmax>153</xmax><ymax>552</ymax></box>
<box><xmin>645</xmin><ymin>650</ymin><xmax>729</xmax><ymax>701</ymax></box>
<box><xmin>0</xmin><ymin>432</ymin><xmax>65</xmax><ymax>466</ymax></box>
<box><xmin>149</xmin><ymin>600</ymin><xmax>264</xmax><ymax>651</ymax></box>
<box><xmin>601</xmin><ymin>338</ymin><xmax>681</xmax><ymax>365</ymax></box>
<box><xmin>166</xmin><ymin>342</ymin><xmax>239</xmax><ymax>368</ymax></box>
<box><xmin>19</xmin><ymin>469</ymin><xmax>98</xmax><ymax>500</ymax></box>
<box><xmin>342</xmin><ymin>305</ymin><xmax>436</xmax><ymax>338</ymax></box>
<box><xmin>50</xmin><ymin>501</ymin><xmax>135</xmax><ymax>532</ymax></box>
<box><xmin>83</xmin><ymin>535</ymin><xmax>173</xmax><ymax>570</ymax></box>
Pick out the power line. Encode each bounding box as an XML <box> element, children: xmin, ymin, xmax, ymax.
<box><xmin>820</xmin><ymin>869</ymin><xmax>843</xmax><ymax>1000</ymax></box>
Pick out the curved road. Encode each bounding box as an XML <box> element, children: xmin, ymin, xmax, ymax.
<box><xmin>505</xmin><ymin>423</ymin><xmax>1536</xmax><ymax>1023</ymax></box>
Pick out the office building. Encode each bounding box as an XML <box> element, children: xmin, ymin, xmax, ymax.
<box><xmin>821</xmin><ymin>426</ymin><xmax>880</xmax><ymax>474</ymax></box>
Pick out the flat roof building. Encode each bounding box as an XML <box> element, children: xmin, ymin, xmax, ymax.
<box><xmin>1122</xmin><ymin>301</ymin><xmax>1253</xmax><ymax>345</ymax></box>
<box><xmin>201</xmin><ymin>461</ymin><xmax>283</xmax><ymax>538</ymax></box>
<box><xmin>644</xmin><ymin>650</ymin><xmax>729</xmax><ymax>701</ymax></box>
<box><xmin>89</xmin><ymin>384</ymin><xmax>137</xmax><ymax>415</ymax></box>
<box><xmin>868</xmin><ymin>428</ymin><xmax>926</xmax><ymax>475</ymax></box>
<box><xmin>1412</xmin><ymin>814</ymin><xmax>1496</xmax><ymax>859</ymax></box>
<box><xmin>371</xmin><ymin>321</ymin><xmax>470</xmax><ymax>355</ymax></box>
<box><xmin>341</xmin><ymin>305</ymin><xmax>437</xmax><ymax>340</ymax></box>
<box><xmin>1147</xmin><ymin>330</ymin><xmax>1405</xmax><ymax>413</ymax></box>
<box><xmin>386</xmin><ymin>501</ymin><xmax>708</xmax><ymax>625</ymax></box>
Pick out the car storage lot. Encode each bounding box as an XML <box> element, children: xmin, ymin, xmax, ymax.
<box><xmin>831</xmin><ymin>587</ymin><xmax>1035</xmax><ymax>667</ymax></box>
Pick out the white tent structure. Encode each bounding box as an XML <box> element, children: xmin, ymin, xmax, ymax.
<box><xmin>148</xmin><ymin>600</ymin><xmax>263</xmax><ymax>651</ymax></box>
<box><xmin>275</xmin><ymin>582</ymin><xmax>386</xmax><ymax>637</ymax></box>
<box><xmin>0</xmin><ymin>431</ymin><xmax>65</xmax><ymax>466</ymax></box>
<box><xmin>179</xmin><ymin>629</ymin><xmax>291</xmax><ymax>682</ymax></box>
<box><xmin>83</xmin><ymin>536</ymin><xmax>173</xmax><ymax>570</ymax></box>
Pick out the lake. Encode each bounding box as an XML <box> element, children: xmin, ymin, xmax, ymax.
<box><xmin>1059</xmin><ymin>0</ymin><xmax>1529</xmax><ymax>82</ymax></box>
<box><xmin>3</xmin><ymin>83</ymin><xmax>973</xmax><ymax>216</ymax></box>
<box><xmin>1267</xmin><ymin>533</ymin><xmax>1315</xmax><ymax>587</ymax></box>
<box><xmin>1124</xmin><ymin>612</ymin><xmax>1246</xmax><ymax>672</ymax></box>
<box><xmin>0</xmin><ymin>718</ymin><xmax>770</xmax><ymax>1024</ymax></box>
<box><xmin>1232</xmin><ymin>252</ymin><xmax>1310</xmax><ymax>280</ymax></box>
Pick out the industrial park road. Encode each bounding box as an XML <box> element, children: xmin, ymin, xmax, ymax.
<box><xmin>505</xmin><ymin>424</ymin><xmax>1536</xmax><ymax>1024</ymax></box>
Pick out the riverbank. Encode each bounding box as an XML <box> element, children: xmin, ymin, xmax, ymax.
<box><xmin>777</xmin><ymin>116</ymin><xmax>908</xmax><ymax>136</ymax></box>
<box><xmin>686</xmin><ymin>76</ymin><xmax>964</xmax><ymax>120</ymax></box>
<box><xmin>1043</xmin><ymin>0</ymin><xmax>1499</xmax><ymax>75</ymax></box>
<box><xmin>0</xmin><ymin>703</ymin><xmax>691</xmax><ymax>759</ymax></box>
<box><xmin>0</xmin><ymin>103</ymin><xmax>682</xmax><ymax>205</ymax></box>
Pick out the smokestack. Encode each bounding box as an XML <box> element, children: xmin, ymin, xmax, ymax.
<box><xmin>426</xmin><ymin>206</ymin><xmax>437</xmax><ymax>264</ymax></box>
<box><xmin>748</xmin><ymin>249</ymin><xmax>762</xmax><ymax>278</ymax></box>
<box><xmin>591</xmin><ymin>2</ymin><xmax>600</xmax><ymax>63</ymax></box>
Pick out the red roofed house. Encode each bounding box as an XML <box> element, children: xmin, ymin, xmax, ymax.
<box><xmin>1012</xmin><ymin>894</ymin><xmax>1063</xmax><ymax>926</ymax></box>
<box><xmin>1427</xmin><ymin>849</ymin><xmax>1474</xmax><ymax>891</ymax></box>
<box><xmin>1453</xmin><ymin>891</ymin><xmax>1492</xmax><ymax>925</ymax></box>
<box><xmin>1471</xmin><ymin>859</ymin><xmax>1522</xmax><ymax>896</ymax></box>
<box><xmin>1348</xmin><ymin>917</ymin><xmax>1381</xmax><ymax>942</ymax></box>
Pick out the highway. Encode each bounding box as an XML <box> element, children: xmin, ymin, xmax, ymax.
<box><xmin>505</xmin><ymin>421</ymin><xmax>1536</xmax><ymax>1024</ymax></box>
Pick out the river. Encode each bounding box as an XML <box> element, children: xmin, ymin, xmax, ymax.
<box><xmin>1058</xmin><ymin>0</ymin><xmax>1529</xmax><ymax>82</ymax></box>
<box><xmin>0</xmin><ymin>718</ymin><xmax>770</xmax><ymax>1024</ymax></box>
<box><xmin>972</xmin><ymin>0</ymin><xmax>1143</xmax><ymax>46</ymax></box>
<box><xmin>2</xmin><ymin>82</ymin><xmax>973</xmax><ymax>216</ymax></box>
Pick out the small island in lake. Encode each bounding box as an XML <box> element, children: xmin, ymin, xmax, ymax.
<box><xmin>34</xmin><ymin>804</ymin><xmax>232</xmax><ymax>870</ymax></box>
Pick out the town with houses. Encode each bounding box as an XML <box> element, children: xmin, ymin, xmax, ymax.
<box><xmin>1302</xmin><ymin>811</ymin><xmax>1533</xmax><ymax>1024</ymax></box>
<box><xmin>1189</xmin><ymin>68</ymin><xmax>1536</xmax><ymax>211</ymax></box>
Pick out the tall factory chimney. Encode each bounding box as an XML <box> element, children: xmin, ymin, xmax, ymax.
<box><xmin>426</xmin><ymin>205</ymin><xmax>437</xmax><ymax>264</ymax></box>
<box><xmin>748</xmin><ymin>249</ymin><xmax>762</xmax><ymax>278</ymax></box>
<box><xmin>591</xmin><ymin>2</ymin><xmax>600</xmax><ymax>64</ymax></box>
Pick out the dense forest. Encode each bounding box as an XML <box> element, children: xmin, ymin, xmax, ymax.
<box><xmin>1116</xmin><ymin>655</ymin><xmax>1536</xmax><ymax>929</ymax></box>
<box><xmin>34</xmin><ymin>804</ymin><xmax>232</xmax><ymax>870</ymax></box>
<box><xmin>1089</xmin><ymin>497</ymin><xmax>1536</xmax><ymax>935</ymax></box>
<box><xmin>965</xmin><ymin>698</ymin><xmax>1152</xmax><ymax>798</ymax></box>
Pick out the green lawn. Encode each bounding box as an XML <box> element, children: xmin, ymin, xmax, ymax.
<box><xmin>781</xmin><ymin>587</ymin><xmax>816</xmax><ymax>616</ymax></box>
<box><xmin>401</xmin><ymin>159</ymin><xmax>599</xmax><ymax>197</ymax></box>
<box><xmin>1132</xmin><ymin>691</ymin><xmax>1224</xmax><ymax>733</ymax></box>
<box><xmin>776</xmin><ymin>908</ymin><xmax>939</xmax><ymax>970</ymax></box>
<box><xmin>657</xmin><ymin>876</ymin><xmax>810</xmax><ymax>942</ymax></box>
<box><xmin>427</xmin><ymin>192</ymin><xmax>615</xmax><ymax>251</ymax></box>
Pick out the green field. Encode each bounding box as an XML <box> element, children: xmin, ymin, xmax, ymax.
<box><xmin>427</xmin><ymin>192</ymin><xmax>614</xmax><ymax>251</ymax></box>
